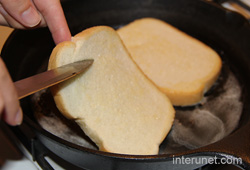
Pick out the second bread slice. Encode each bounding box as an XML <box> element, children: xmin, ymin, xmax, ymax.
<box><xmin>118</xmin><ymin>18</ymin><xmax>222</xmax><ymax>106</ymax></box>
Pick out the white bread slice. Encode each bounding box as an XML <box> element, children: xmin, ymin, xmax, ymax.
<box><xmin>48</xmin><ymin>26</ymin><xmax>175</xmax><ymax>155</ymax></box>
<box><xmin>117</xmin><ymin>18</ymin><xmax>222</xmax><ymax>106</ymax></box>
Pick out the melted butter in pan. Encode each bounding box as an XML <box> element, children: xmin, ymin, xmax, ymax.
<box><xmin>32</xmin><ymin>64</ymin><xmax>243</xmax><ymax>155</ymax></box>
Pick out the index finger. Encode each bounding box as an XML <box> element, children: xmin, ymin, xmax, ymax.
<box><xmin>33</xmin><ymin>0</ymin><xmax>71</xmax><ymax>44</ymax></box>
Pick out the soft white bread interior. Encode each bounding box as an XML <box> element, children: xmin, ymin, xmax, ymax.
<box><xmin>117</xmin><ymin>18</ymin><xmax>222</xmax><ymax>106</ymax></box>
<box><xmin>48</xmin><ymin>26</ymin><xmax>175</xmax><ymax>155</ymax></box>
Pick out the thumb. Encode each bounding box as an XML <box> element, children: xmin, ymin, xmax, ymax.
<box><xmin>0</xmin><ymin>0</ymin><xmax>41</xmax><ymax>27</ymax></box>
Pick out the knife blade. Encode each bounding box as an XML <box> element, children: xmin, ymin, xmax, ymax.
<box><xmin>14</xmin><ymin>59</ymin><xmax>94</xmax><ymax>99</ymax></box>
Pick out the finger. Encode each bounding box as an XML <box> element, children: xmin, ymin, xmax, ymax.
<box><xmin>0</xmin><ymin>5</ymin><xmax>25</xmax><ymax>28</ymax></box>
<box><xmin>0</xmin><ymin>58</ymin><xmax>22</xmax><ymax>126</ymax></box>
<box><xmin>0</xmin><ymin>12</ymin><xmax>9</xmax><ymax>26</ymax></box>
<box><xmin>0</xmin><ymin>0</ymin><xmax>41</xmax><ymax>27</ymax></box>
<box><xmin>33</xmin><ymin>0</ymin><xmax>71</xmax><ymax>44</ymax></box>
<box><xmin>0</xmin><ymin>3</ymin><xmax>46</xmax><ymax>29</ymax></box>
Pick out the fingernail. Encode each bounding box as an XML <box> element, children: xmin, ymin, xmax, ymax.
<box><xmin>15</xmin><ymin>108</ymin><xmax>23</xmax><ymax>125</ymax></box>
<box><xmin>21</xmin><ymin>7</ymin><xmax>41</xmax><ymax>27</ymax></box>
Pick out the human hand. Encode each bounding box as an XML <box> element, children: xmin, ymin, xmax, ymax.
<box><xmin>0</xmin><ymin>0</ymin><xmax>71</xmax><ymax>44</ymax></box>
<box><xmin>0</xmin><ymin>0</ymin><xmax>72</xmax><ymax>126</ymax></box>
<box><xmin>0</xmin><ymin>58</ymin><xmax>22</xmax><ymax>126</ymax></box>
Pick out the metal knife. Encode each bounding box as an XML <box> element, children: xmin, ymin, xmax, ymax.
<box><xmin>14</xmin><ymin>59</ymin><xmax>94</xmax><ymax>99</ymax></box>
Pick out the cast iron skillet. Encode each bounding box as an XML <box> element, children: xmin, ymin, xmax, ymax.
<box><xmin>1</xmin><ymin>0</ymin><xmax>250</xmax><ymax>169</ymax></box>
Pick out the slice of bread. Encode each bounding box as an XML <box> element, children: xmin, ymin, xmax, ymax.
<box><xmin>48</xmin><ymin>26</ymin><xmax>175</xmax><ymax>155</ymax></box>
<box><xmin>117</xmin><ymin>18</ymin><xmax>222</xmax><ymax>106</ymax></box>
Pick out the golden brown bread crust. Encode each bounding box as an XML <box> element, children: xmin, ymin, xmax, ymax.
<box><xmin>48</xmin><ymin>41</ymin><xmax>76</xmax><ymax>119</ymax></box>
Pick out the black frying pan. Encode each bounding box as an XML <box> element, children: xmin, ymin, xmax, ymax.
<box><xmin>1</xmin><ymin>0</ymin><xmax>250</xmax><ymax>169</ymax></box>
